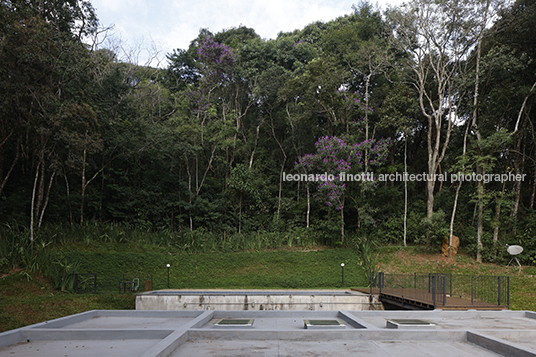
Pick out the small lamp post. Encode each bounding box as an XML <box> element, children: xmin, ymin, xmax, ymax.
<box><xmin>166</xmin><ymin>264</ymin><xmax>170</xmax><ymax>289</ymax></box>
<box><xmin>341</xmin><ymin>263</ymin><xmax>345</xmax><ymax>288</ymax></box>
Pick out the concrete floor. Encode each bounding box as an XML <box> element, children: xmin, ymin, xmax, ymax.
<box><xmin>171</xmin><ymin>339</ymin><xmax>501</xmax><ymax>357</ymax></box>
<box><xmin>59</xmin><ymin>316</ymin><xmax>194</xmax><ymax>330</ymax></box>
<box><xmin>2</xmin><ymin>339</ymin><xmax>162</xmax><ymax>357</ymax></box>
<box><xmin>2</xmin><ymin>303</ymin><xmax>536</xmax><ymax>356</ymax></box>
<box><xmin>351</xmin><ymin>310</ymin><xmax>536</xmax><ymax>330</ymax></box>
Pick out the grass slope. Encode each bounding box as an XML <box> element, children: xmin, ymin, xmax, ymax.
<box><xmin>0</xmin><ymin>271</ymin><xmax>134</xmax><ymax>333</ymax></box>
<box><xmin>1</xmin><ymin>243</ymin><xmax>536</xmax><ymax>333</ymax></box>
<box><xmin>60</xmin><ymin>246</ymin><xmax>367</xmax><ymax>290</ymax></box>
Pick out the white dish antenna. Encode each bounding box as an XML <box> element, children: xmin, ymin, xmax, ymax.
<box><xmin>507</xmin><ymin>245</ymin><xmax>523</xmax><ymax>256</ymax></box>
<box><xmin>506</xmin><ymin>244</ymin><xmax>523</xmax><ymax>271</ymax></box>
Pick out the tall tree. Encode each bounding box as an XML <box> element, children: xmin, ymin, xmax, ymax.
<box><xmin>388</xmin><ymin>0</ymin><xmax>485</xmax><ymax>223</ymax></box>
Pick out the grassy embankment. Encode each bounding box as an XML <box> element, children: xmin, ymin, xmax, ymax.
<box><xmin>1</xmin><ymin>243</ymin><xmax>535</xmax><ymax>333</ymax></box>
<box><xmin>0</xmin><ymin>242</ymin><xmax>366</xmax><ymax>332</ymax></box>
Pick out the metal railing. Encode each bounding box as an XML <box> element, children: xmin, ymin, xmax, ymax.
<box><xmin>370</xmin><ymin>272</ymin><xmax>510</xmax><ymax>309</ymax></box>
<box><xmin>372</xmin><ymin>273</ymin><xmax>448</xmax><ymax>308</ymax></box>
<box><xmin>73</xmin><ymin>273</ymin><xmax>155</xmax><ymax>294</ymax></box>
<box><xmin>471</xmin><ymin>275</ymin><xmax>510</xmax><ymax>307</ymax></box>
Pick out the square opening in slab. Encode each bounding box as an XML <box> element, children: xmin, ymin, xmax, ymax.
<box><xmin>304</xmin><ymin>319</ymin><xmax>346</xmax><ymax>329</ymax></box>
<box><xmin>213</xmin><ymin>319</ymin><xmax>255</xmax><ymax>329</ymax></box>
<box><xmin>386</xmin><ymin>319</ymin><xmax>436</xmax><ymax>329</ymax></box>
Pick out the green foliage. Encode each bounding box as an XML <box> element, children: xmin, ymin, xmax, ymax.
<box><xmin>376</xmin><ymin>216</ymin><xmax>404</xmax><ymax>244</ymax></box>
<box><xmin>421</xmin><ymin>210</ymin><xmax>449</xmax><ymax>250</ymax></box>
<box><xmin>353</xmin><ymin>235</ymin><xmax>377</xmax><ymax>274</ymax></box>
<box><xmin>404</xmin><ymin>210</ymin><xmax>448</xmax><ymax>251</ymax></box>
<box><xmin>0</xmin><ymin>223</ymin><xmax>82</xmax><ymax>292</ymax></box>
<box><xmin>1</xmin><ymin>0</ymin><xmax>536</xmax><ymax>268</ymax></box>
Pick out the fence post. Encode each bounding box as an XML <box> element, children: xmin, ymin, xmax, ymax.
<box><xmin>498</xmin><ymin>276</ymin><xmax>501</xmax><ymax>306</ymax></box>
<box><xmin>93</xmin><ymin>274</ymin><xmax>97</xmax><ymax>294</ymax></box>
<box><xmin>471</xmin><ymin>276</ymin><xmax>474</xmax><ymax>305</ymax></box>
<box><xmin>432</xmin><ymin>275</ymin><xmax>437</xmax><ymax>308</ymax></box>
<box><xmin>414</xmin><ymin>272</ymin><xmax>417</xmax><ymax>289</ymax></box>
<box><xmin>443</xmin><ymin>276</ymin><xmax>447</xmax><ymax>306</ymax></box>
<box><xmin>507</xmin><ymin>276</ymin><xmax>510</xmax><ymax>309</ymax></box>
<box><xmin>369</xmin><ymin>270</ymin><xmax>372</xmax><ymax>296</ymax></box>
<box><xmin>379</xmin><ymin>272</ymin><xmax>384</xmax><ymax>294</ymax></box>
<box><xmin>449</xmin><ymin>273</ymin><xmax>452</xmax><ymax>297</ymax></box>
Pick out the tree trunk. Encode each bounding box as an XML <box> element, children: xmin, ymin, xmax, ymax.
<box><xmin>476</xmin><ymin>166</ymin><xmax>484</xmax><ymax>263</ymax></box>
<box><xmin>277</xmin><ymin>159</ymin><xmax>286</xmax><ymax>218</ymax></box>
<box><xmin>80</xmin><ymin>148</ymin><xmax>87</xmax><ymax>226</ymax></box>
<box><xmin>426</xmin><ymin>179</ymin><xmax>436</xmax><ymax>219</ymax></box>
<box><xmin>492</xmin><ymin>181</ymin><xmax>506</xmax><ymax>250</ymax></box>
<box><xmin>306</xmin><ymin>184</ymin><xmax>310</xmax><ymax>229</ymax></box>
<box><xmin>38</xmin><ymin>170</ymin><xmax>55</xmax><ymax>228</ymax></box>
<box><xmin>184</xmin><ymin>153</ymin><xmax>193</xmax><ymax>231</ymax></box>
<box><xmin>511</xmin><ymin>132</ymin><xmax>524</xmax><ymax>226</ymax></box>
<box><xmin>271</xmin><ymin>114</ymin><xmax>287</xmax><ymax>217</ymax></box>
<box><xmin>0</xmin><ymin>137</ymin><xmax>20</xmax><ymax>198</ymax></box>
<box><xmin>364</xmin><ymin>74</ymin><xmax>370</xmax><ymax>174</ymax></box>
<box><xmin>449</xmin><ymin>119</ymin><xmax>470</xmax><ymax>259</ymax></box>
<box><xmin>249</xmin><ymin>120</ymin><xmax>264</xmax><ymax>169</ymax></box>
<box><xmin>30</xmin><ymin>162</ymin><xmax>41</xmax><ymax>245</ymax></box>
<box><xmin>531</xmin><ymin>162</ymin><xmax>536</xmax><ymax>209</ymax></box>
<box><xmin>403</xmin><ymin>138</ymin><xmax>407</xmax><ymax>247</ymax></box>
<box><xmin>238</xmin><ymin>194</ymin><xmax>242</xmax><ymax>234</ymax></box>
<box><xmin>65</xmin><ymin>173</ymin><xmax>73</xmax><ymax>227</ymax></box>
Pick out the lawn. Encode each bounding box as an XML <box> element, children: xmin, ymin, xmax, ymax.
<box><xmin>1</xmin><ymin>243</ymin><xmax>535</xmax><ymax>333</ymax></box>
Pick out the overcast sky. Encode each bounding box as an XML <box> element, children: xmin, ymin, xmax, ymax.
<box><xmin>90</xmin><ymin>0</ymin><xmax>405</xmax><ymax>66</ymax></box>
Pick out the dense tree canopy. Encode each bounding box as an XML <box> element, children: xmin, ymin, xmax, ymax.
<box><xmin>1</xmin><ymin>0</ymin><xmax>536</xmax><ymax>263</ymax></box>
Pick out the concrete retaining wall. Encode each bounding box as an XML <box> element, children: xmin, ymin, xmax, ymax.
<box><xmin>136</xmin><ymin>290</ymin><xmax>381</xmax><ymax>311</ymax></box>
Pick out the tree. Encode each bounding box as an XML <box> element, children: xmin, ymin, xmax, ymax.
<box><xmin>387</xmin><ymin>0</ymin><xmax>487</xmax><ymax>224</ymax></box>
<box><xmin>323</xmin><ymin>1</ymin><xmax>392</xmax><ymax>170</ymax></box>
<box><xmin>296</xmin><ymin>135</ymin><xmax>390</xmax><ymax>242</ymax></box>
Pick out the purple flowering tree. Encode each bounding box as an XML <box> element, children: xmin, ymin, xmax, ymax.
<box><xmin>295</xmin><ymin>135</ymin><xmax>390</xmax><ymax>243</ymax></box>
<box><xmin>197</xmin><ymin>37</ymin><xmax>237</xmax><ymax>87</ymax></box>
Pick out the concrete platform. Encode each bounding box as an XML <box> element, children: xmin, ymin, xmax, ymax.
<box><xmin>171</xmin><ymin>339</ymin><xmax>499</xmax><ymax>356</ymax></box>
<box><xmin>2</xmin><ymin>308</ymin><xmax>536</xmax><ymax>356</ymax></box>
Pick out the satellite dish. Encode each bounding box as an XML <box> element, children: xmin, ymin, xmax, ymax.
<box><xmin>506</xmin><ymin>244</ymin><xmax>523</xmax><ymax>271</ymax></box>
<box><xmin>507</xmin><ymin>245</ymin><xmax>523</xmax><ymax>256</ymax></box>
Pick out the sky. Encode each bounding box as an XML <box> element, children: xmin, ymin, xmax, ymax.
<box><xmin>90</xmin><ymin>0</ymin><xmax>405</xmax><ymax>67</ymax></box>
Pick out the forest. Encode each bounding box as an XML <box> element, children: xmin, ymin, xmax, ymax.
<box><xmin>1</xmin><ymin>0</ymin><xmax>536</xmax><ymax>265</ymax></box>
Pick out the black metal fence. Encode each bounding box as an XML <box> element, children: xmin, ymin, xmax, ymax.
<box><xmin>370</xmin><ymin>272</ymin><xmax>510</xmax><ymax>309</ymax></box>
<box><xmin>73</xmin><ymin>273</ymin><xmax>156</xmax><ymax>294</ymax></box>
<box><xmin>471</xmin><ymin>275</ymin><xmax>510</xmax><ymax>307</ymax></box>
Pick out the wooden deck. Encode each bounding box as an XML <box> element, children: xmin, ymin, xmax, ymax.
<box><xmin>353</xmin><ymin>288</ymin><xmax>508</xmax><ymax>310</ymax></box>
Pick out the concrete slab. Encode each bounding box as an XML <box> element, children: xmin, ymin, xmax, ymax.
<box><xmin>2</xmin><ymin>303</ymin><xmax>536</xmax><ymax>356</ymax></box>
<box><xmin>60</xmin><ymin>316</ymin><xmax>194</xmax><ymax>330</ymax></box>
<box><xmin>349</xmin><ymin>310</ymin><xmax>536</xmax><ymax>330</ymax></box>
<box><xmin>0</xmin><ymin>339</ymin><xmax>161</xmax><ymax>357</ymax></box>
<box><xmin>169</xmin><ymin>339</ymin><xmax>502</xmax><ymax>357</ymax></box>
<box><xmin>194</xmin><ymin>310</ymin><xmax>359</xmax><ymax>330</ymax></box>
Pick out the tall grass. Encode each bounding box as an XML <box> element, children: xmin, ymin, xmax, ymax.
<box><xmin>0</xmin><ymin>223</ymin><xmax>81</xmax><ymax>291</ymax></box>
<box><xmin>15</xmin><ymin>222</ymin><xmax>334</xmax><ymax>253</ymax></box>
<box><xmin>1</xmin><ymin>222</ymin><xmax>360</xmax><ymax>290</ymax></box>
